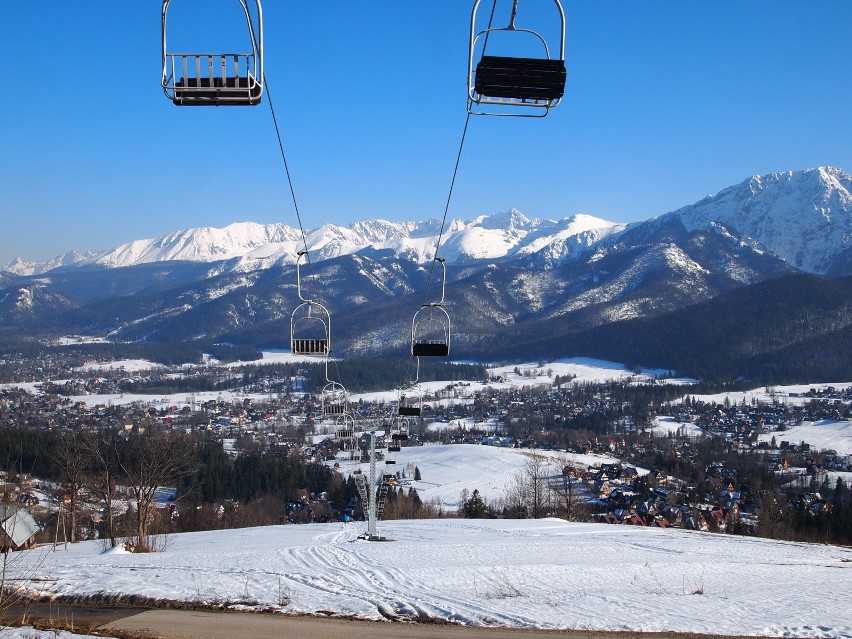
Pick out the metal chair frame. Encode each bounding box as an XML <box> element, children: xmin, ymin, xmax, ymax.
<box><xmin>162</xmin><ymin>0</ymin><xmax>264</xmax><ymax>106</ymax></box>
<box><xmin>468</xmin><ymin>0</ymin><xmax>566</xmax><ymax>117</ymax></box>
<box><xmin>411</xmin><ymin>258</ymin><xmax>451</xmax><ymax>357</ymax></box>
<box><xmin>291</xmin><ymin>252</ymin><xmax>331</xmax><ymax>356</ymax></box>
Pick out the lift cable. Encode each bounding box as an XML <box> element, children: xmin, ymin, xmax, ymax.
<box><xmin>265</xmin><ymin>76</ymin><xmax>348</xmax><ymax>390</ymax></box>
<box><xmin>421</xmin><ymin>112</ymin><xmax>471</xmax><ymax>306</ymax></box>
<box><xmin>264</xmin><ymin>76</ymin><xmax>315</xmax><ymax>283</ymax></box>
<box><xmin>404</xmin><ymin>0</ymin><xmax>500</xmax><ymax>391</ymax></box>
<box><xmin>420</xmin><ymin>0</ymin><xmax>498</xmax><ymax>306</ymax></box>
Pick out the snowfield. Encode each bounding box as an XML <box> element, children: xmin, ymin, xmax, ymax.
<box><xmin>330</xmin><ymin>443</ymin><xmax>620</xmax><ymax>510</ymax></box>
<box><xmin>13</xmin><ymin>518</ymin><xmax>852</xmax><ymax>639</ymax></box>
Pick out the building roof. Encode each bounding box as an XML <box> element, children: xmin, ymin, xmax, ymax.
<box><xmin>1</xmin><ymin>503</ymin><xmax>40</xmax><ymax>548</ymax></box>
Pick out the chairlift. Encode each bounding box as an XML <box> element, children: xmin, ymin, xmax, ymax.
<box><xmin>335</xmin><ymin>414</ymin><xmax>355</xmax><ymax>442</ymax></box>
<box><xmin>386</xmin><ymin>418</ymin><xmax>407</xmax><ymax>465</ymax></box>
<box><xmin>468</xmin><ymin>0</ymin><xmax>566</xmax><ymax>117</ymax></box>
<box><xmin>398</xmin><ymin>386</ymin><xmax>423</xmax><ymax>417</ymax></box>
<box><xmin>162</xmin><ymin>0</ymin><xmax>264</xmax><ymax>106</ymax></box>
<box><xmin>398</xmin><ymin>359</ymin><xmax>423</xmax><ymax>417</ymax></box>
<box><xmin>291</xmin><ymin>252</ymin><xmax>331</xmax><ymax>356</ymax></box>
<box><xmin>335</xmin><ymin>414</ymin><xmax>358</xmax><ymax>459</ymax></box>
<box><xmin>411</xmin><ymin>258</ymin><xmax>451</xmax><ymax>357</ymax></box>
<box><xmin>322</xmin><ymin>381</ymin><xmax>347</xmax><ymax>416</ymax></box>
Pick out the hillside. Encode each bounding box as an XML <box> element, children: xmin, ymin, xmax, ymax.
<box><xmin>13</xmin><ymin>518</ymin><xmax>852</xmax><ymax>638</ymax></box>
<box><xmin>504</xmin><ymin>273</ymin><xmax>852</xmax><ymax>383</ymax></box>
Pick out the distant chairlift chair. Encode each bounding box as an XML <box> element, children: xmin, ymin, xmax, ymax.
<box><xmin>291</xmin><ymin>252</ymin><xmax>331</xmax><ymax>357</ymax></box>
<box><xmin>411</xmin><ymin>258</ymin><xmax>451</xmax><ymax>357</ymax></box>
<box><xmin>398</xmin><ymin>361</ymin><xmax>423</xmax><ymax>417</ymax></box>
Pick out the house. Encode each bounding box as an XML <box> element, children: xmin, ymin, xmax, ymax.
<box><xmin>0</xmin><ymin>504</ymin><xmax>40</xmax><ymax>551</ymax></box>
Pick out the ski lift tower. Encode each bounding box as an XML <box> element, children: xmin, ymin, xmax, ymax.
<box><xmin>354</xmin><ymin>431</ymin><xmax>392</xmax><ymax>541</ymax></box>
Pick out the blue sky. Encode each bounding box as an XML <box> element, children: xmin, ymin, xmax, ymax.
<box><xmin>2</xmin><ymin>1</ymin><xmax>851</xmax><ymax>266</ymax></box>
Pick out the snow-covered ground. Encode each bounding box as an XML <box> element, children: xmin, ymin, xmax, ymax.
<box><xmin>757</xmin><ymin>419</ymin><xmax>852</xmax><ymax>457</ymax></box>
<box><xmin>690</xmin><ymin>383</ymin><xmax>851</xmax><ymax>407</ymax></box>
<box><xmin>12</xmin><ymin>519</ymin><xmax>852</xmax><ymax>639</ymax></box>
<box><xmin>0</xmin><ymin>355</ymin><xmax>692</xmax><ymax>411</ymax></box>
<box><xmin>332</xmin><ymin>443</ymin><xmax>618</xmax><ymax>510</ymax></box>
<box><xmin>72</xmin><ymin>359</ymin><xmax>160</xmax><ymax>373</ymax></box>
<box><xmin>352</xmin><ymin>357</ymin><xmax>694</xmax><ymax>405</ymax></box>
<box><xmin>651</xmin><ymin>415</ymin><xmax>705</xmax><ymax>438</ymax></box>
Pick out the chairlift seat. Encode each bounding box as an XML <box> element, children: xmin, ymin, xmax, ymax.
<box><xmin>336</xmin><ymin>429</ymin><xmax>354</xmax><ymax>439</ymax></box>
<box><xmin>388</xmin><ymin>444</ymin><xmax>401</xmax><ymax>452</ymax></box>
<box><xmin>174</xmin><ymin>76</ymin><xmax>262</xmax><ymax>106</ymax></box>
<box><xmin>292</xmin><ymin>338</ymin><xmax>328</xmax><ymax>356</ymax></box>
<box><xmin>392</xmin><ymin>433</ymin><xmax>409</xmax><ymax>442</ymax></box>
<box><xmin>398</xmin><ymin>406</ymin><xmax>421</xmax><ymax>417</ymax></box>
<box><xmin>475</xmin><ymin>56</ymin><xmax>566</xmax><ymax>101</ymax></box>
<box><xmin>324</xmin><ymin>405</ymin><xmax>345</xmax><ymax>415</ymax></box>
<box><xmin>413</xmin><ymin>341</ymin><xmax>449</xmax><ymax>357</ymax></box>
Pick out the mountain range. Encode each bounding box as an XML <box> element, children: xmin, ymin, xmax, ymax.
<box><xmin>2</xmin><ymin>166</ymin><xmax>851</xmax><ymax>381</ymax></box>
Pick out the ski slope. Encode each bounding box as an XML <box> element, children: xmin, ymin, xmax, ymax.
<box><xmin>13</xmin><ymin>518</ymin><xmax>852</xmax><ymax>638</ymax></box>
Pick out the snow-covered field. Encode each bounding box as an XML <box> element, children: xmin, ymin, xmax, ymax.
<box><xmin>757</xmin><ymin>419</ymin><xmax>852</xmax><ymax>457</ymax></box>
<box><xmin>332</xmin><ymin>443</ymin><xmax>616</xmax><ymax>509</ymax></box>
<box><xmin>12</xmin><ymin>518</ymin><xmax>852</xmax><ymax>639</ymax></box>
<box><xmin>1</xmin><ymin>356</ymin><xmax>682</xmax><ymax>409</ymax></box>
<box><xmin>690</xmin><ymin>384</ymin><xmax>851</xmax><ymax>408</ymax></box>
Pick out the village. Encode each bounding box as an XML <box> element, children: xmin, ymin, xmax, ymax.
<box><xmin>1</xmin><ymin>352</ymin><xmax>851</xmax><ymax>551</ymax></box>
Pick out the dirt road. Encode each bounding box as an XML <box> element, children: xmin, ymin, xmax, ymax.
<box><xmin>98</xmin><ymin>609</ymin><xmax>762</xmax><ymax>639</ymax></box>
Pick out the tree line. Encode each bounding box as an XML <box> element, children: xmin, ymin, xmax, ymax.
<box><xmin>0</xmin><ymin>426</ymin><xmax>352</xmax><ymax>551</ymax></box>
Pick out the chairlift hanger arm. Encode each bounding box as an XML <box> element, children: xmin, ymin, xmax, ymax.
<box><xmin>426</xmin><ymin>257</ymin><xmax>447</xmax><ymax>307</ymax></box>
<box><xmin>295</xmin><ymin>250</ymin><xmax>312</xmax><ymax>303</ymax></box>
<box><xmin>469</xmin><ymin>0</ymin><xmax>565</xmax><ymax>57</ymax></box>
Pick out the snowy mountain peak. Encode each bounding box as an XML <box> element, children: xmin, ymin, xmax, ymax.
<box><xmin>476</xmin><ymin>208</ymin><xmax>536</xmax><ymax>230</ymax></box>
<box><xmin>3</xmin><ymin>250</ymin><xmax>99</xmax><ymax>276</ymax></box>
<box><xmin>670</xmin><ymin>166</ymin><xmax>851</xmax><ymax>275</ymax></box>
<box><xmin>2</xmin><ymin>209</ymin><xmax>622</xmax><ymax>274</ymax></box>
<box><xmin>2</xmin><ymin>167</ymin><xmax>850</xmax><ymax>277</ymax></box>
<box><xmin>93</xmin><ymin>221</ymin><xmax>304</xmax><ymax>269</ymax></box>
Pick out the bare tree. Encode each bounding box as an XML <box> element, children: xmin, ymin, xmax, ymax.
<box><xmin>506</xmin><ymin>453</ymin><xmax>550</xmax><ymax>518</ymax></box>
<box><xmin>116</xmin><ymin>428</ymin><xmax>198</xmax><ymax>552</ymax></box>
<box><xmin>51</xmin><ymin>433</ymin><xmax>88</xmax><ymax>543</ymax></box>
<box><xmin>527</xmin><ymin>453</ymin><xmax>551</xmax><ymax>518</ymax></box>
<box><xmin>82</xmin><ymin>431</ymin><xmax>122</xmax><ymax>547</ymax></box>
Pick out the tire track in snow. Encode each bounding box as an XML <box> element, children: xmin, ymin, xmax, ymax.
<box><xmin>276</xmin><ymin>527</ymin><xmax>540</xmax><ymax>626</ymax></box>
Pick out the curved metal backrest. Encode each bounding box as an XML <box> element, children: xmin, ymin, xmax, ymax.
<box><xmin>322</xmin><ymin>380</ymin><xmax>347</xmax><ymax>416</ymax></box>
<box><xmin>411</xmin><ymin>257</ymin><xmax>450</xmax><ymax>356</ymax></box>
<box><xmin>291</xmin><ymin>302</ymin><xmax>331</xmax><ymax>355</ymax></box>
<box><xmin>411</xmin><ymin>306</ymin><xmax>451</xmax><ymax>357</ymax></box>
<box><xmin>398</xmin><ymin>382</ymin><xmax>423</xmax><ymax>417</ymax></box>
<box><xmin>468</xmin><ymin>0</ymin><xmax>566</xmax><ymax>117</ymax></box>
<box><xmin>335</xmin><ymin>414</ymin><xmax>357</xmax><ymax>449</ymax></box>
<box><xmin>291</xmin><ymin>253</ymin><xmax>331</xmax><ymax>355</ymax></box>
<box><xmin>162</xmin><ymin>0</ymin><xmax>264</xmax><ymax>105</ymax></box>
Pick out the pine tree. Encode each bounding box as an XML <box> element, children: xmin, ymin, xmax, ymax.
<box><xmin>462</xmin><ymin>489</ymin><xmax>487</xmax><ymax>518</ymax></box>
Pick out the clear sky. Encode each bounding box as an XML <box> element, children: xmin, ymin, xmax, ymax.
<box><xmin>2</xmin><ymin>1</ymin><xmax>851</xmax><ymax>266</ymax></box>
